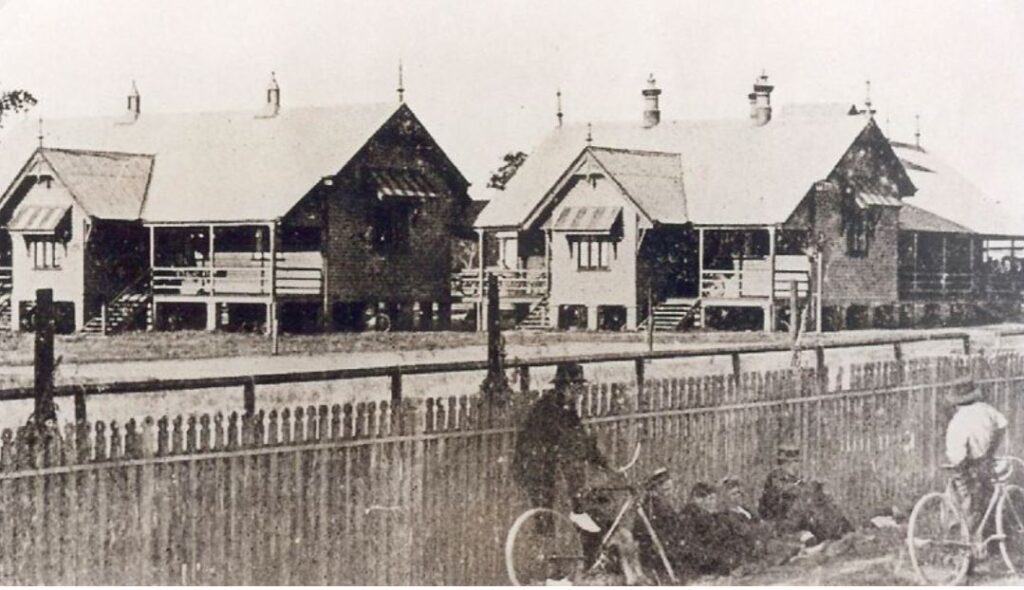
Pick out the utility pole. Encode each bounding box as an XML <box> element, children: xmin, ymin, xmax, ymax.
<box><xmin>34</xmin><ymin>289</ymin><xmax>57</xmax><ymax>425</ymax></box>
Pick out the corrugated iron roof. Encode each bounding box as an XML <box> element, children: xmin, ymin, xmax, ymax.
<box><xmin>548</xmin><ymin>206</ymin><xmax>622</xmax><ymax>232</ymax></box>
<box><xmin>0</xmin><ymin>103</ymin><xmax>401</xmax><ymax>223</ymax></box>
<box><xmin>38</xmin><ymin>148</ymin><xmax>153</xmax><ymax>220</ymax></box>
<box><xmin>8</xmin><ymin>205</ymin><xmax>69</xmax><ymax>233</ymax></box>
<box><xmin>370</xmin><ymin>168</ymin><xmax>439</xmax><ymax>198</ymax></box>
<box><xmin>891</xmin><ymin>141</ymin><xmax>1024</xmax><ymax>237</ymax></box>
<box><xmin>856</xmin><ymin>192</ymin><xmax>902</xmax><ymax>208</ymax></box>
<box><xmin>899</xmin><ymin>203</ymin><xmax>974</xmax><ymax>234</ymax></box>
<box><xmin>475</xmin><ymin>112</ymin><xmax>870</xmax><ymax>229</ymax></box>
<box><xmin>587</xmin><ymin>148</ymin><xmax>687</xmax><ymax>224</ymax></box>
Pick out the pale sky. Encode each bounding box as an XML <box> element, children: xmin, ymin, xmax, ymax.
<box><xmin>1</xmin><ymin>0</ymin><xmax>1022</xmax><ymax>203</ymax></box>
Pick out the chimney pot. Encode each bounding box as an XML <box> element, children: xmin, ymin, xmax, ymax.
<box><xmin>751</xmin><ymin>71</ymin><xmax>774</xmax><ymax>126</ymax></box>
<box><xmin>642</xmin><ymin>74</ymin><xmax>662</xmax><ymax>128</ymax></box>
<box><xmin>258</xmin><ymin>72</ymin><xmax>281</xmax><ymax>118</ymax></box>
<box><xmin>127</xmin><ymin>80</ymin><xmax>141</xmax><ymax>120</ymax></box>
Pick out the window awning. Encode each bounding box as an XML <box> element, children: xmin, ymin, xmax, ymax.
<box><xmin>856</xmin><ymin>192</ymin><xmax>902</xmax><ymax>208</ymax></box>
<box><xmin>7</xmin><ymin>205</ymin><xmax>70</xmax><ymax>234</ymax></box>
<box><xmin>369</xmin><ymin>169</ymin><xmax>440</xmax><ymax>199</ymax></box>
<box><xmin>548</xmin><ymin>206</ymin><xmax>622</xmax><ymax>233</ymax></box>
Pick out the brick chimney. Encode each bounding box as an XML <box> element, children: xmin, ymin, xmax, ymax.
<box><xmin>642</xmin><ymin>74</ymin><xmax>661</xmax><ymax>128</ymax></box>
<box><xmin>126</xmin><ymin>80</ymin><xmax>141</xmax><ymax>120</ymax></box>
<box><xmin>257</xmin><ymin>72</ymin><xmax>281</xmax><ymax>118</ymax></box>
<box><xmin>751</xmin><ymin>72</ymin><xmax>774</xmax><ymax>126</ymax></box>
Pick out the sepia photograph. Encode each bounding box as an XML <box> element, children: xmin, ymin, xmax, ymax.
<box><xmin>0</xmin><ymin>0</ymin><xmax>1023</xmax><ymax>585</ymax></box>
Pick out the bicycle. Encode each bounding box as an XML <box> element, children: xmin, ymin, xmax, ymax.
<box><xmin>504</xmin><ymin>445</ymin><xmax>679</xmax><ymax>586</ymax></box>
<box><xmin>906</xmin><ymin>455</ymin><xmax>1024</xmax><ymax>585</ymax></box>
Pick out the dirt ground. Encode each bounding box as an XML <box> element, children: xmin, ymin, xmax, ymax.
<box><xmin>694</xmin><ymin>526</ymin><xmax>1024</xmax><ymax>586</ymax></box>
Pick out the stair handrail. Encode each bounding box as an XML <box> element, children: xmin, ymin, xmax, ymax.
<box><xmin>673</xmin><ymin>299</ymin><xmax>702</xmax><ymax>331</ymax></box>
<box><xmin>95</xmin><ymin>270</ymin><xmax>152</xmax><ymax>334</ymax></box>
<box><xmin>106</xmin><ymin>270</ymin><xmax>152</xmax><ymax>308</ymax></box>
<box><xmin>514</xmin><ymin>294</ymin><xmax>549</xmax><ymax>330</ymax></box>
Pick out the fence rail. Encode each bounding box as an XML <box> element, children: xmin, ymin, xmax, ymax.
<box><xmin>0</xmin><ymin>348</ymin><xmax>1022</xmax><ymax>584</ymax></box>
<box><xmin>0</xmin><ymin>329</ymin><xmax>992</xmax><ymax>403</ymax></box>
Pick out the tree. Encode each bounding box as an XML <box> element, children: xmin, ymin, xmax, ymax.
<box><xmin>0</xmin><ymin>89</ymin><xmax>37</xmax><ymax>127</ymax></box>
<box><xmin>487</xmin><ymin>150</ymin><xmax>528</xmax><ymax>190</ymax></box>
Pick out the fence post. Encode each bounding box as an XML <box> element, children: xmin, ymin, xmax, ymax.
<box><xmin>635</xmin><ymin>358</ymin><xmax>645</xmax><ymax>398</ymax></box>
<box><xmin>486</xmin><ymin>273</ymin><xmax>500</xmax><ymax>376</ymax></box>
<box><xmin>242</xmin><ymin>379</ymin><xmax>256</xmax><ymax>416</ymax></box>
<box><xmin>518</xmin><ymin>366</ymin><xmax>530</xmax><ymax>393</ymax></box>
<box><xmin>390</xmin><ymin>370</ymin><xmax>402</xmax><ymax>402</ymax></box>
<box><xmin>34</xmin><ymin>288</ymin><xmax>56</xmax><ymax>424</ymax></box>
<box><xmin>101</xmin><ymin>303</ymin><xmax>107</xmax><ymax>336</ymax></box>
<box><xmin>74</xmin><ymin>386</ymin><xmax>87</xmax><ymax>423</ymax></box>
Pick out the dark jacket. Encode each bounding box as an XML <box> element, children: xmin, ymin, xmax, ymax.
<box><xmin>512</xmin><ymin>389</ymin><xmax>607</xmax><ymax>508</ymax></box>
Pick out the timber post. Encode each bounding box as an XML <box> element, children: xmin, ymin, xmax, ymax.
<box><xmin>479</xmin><ymin>272</ymin><xmax>511</xmax><ymax>403</ymax></box>
<box><xmin>33</xmin><ymin>288</ymin><xmax>57</xmax><ymax>425</ymax></box>
<box><xmin>74</xmin><ymin>386</ymin><xmax>87</xmax><ymax>423</ymax></box>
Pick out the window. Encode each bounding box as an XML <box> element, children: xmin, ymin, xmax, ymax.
<box><xmin>571</xmin><ymin>236</ymin><xmax>615</xmax><ymax>270</ymax></box>
<box><xmin>28</xmin><ymin>238</ymin><xmax>63</xmax><ymax>270</ymax></box>
<box><xmin>846</xmin><ymin>211</ymin><xmax>869</xmax><ymax>257</ymax></box>
<box><xmin>370</xmin><ymin>201</ymin><xmax>415</xmax><ymax>253</ymax></box>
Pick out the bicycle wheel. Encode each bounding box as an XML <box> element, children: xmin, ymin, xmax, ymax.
<box><xmin>907</xmin><ymin>491</ymin><xmax>971</xmax><ymax>586</ymax></box>
<box><xmin>997</xmin><ymin>484</ymin><xmax>1024</xmax><ymax>575</ymax></box>
<box><xmin>505</xmin><ymin>508</ymin><xmax>585</xmax><ymax>586</ymax></box>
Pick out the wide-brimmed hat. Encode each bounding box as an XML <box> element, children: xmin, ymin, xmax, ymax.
<box><xmin>551</xmin><ymin>362</ymin><xmax>587</xmax><ymax>386</ymax></box>
<box><xmin>949</xmin><ymin>377</ymin><xmax>982</xmax><ymax>405</ymax></box>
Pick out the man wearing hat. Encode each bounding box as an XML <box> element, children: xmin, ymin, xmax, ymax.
<box><xmin>944</xmin><ymin>377</ymin><xmax>1007</xmax><ymax>527</ymax></box>
<box><xmin>759</xmin><ymin>443</ymin><xmax>802</xmax><ymax>522</ymax></box>
<box><xmin>512</xmin><ymin>361</ymin><xmax>609</xmax><ymax>522</ymax></box>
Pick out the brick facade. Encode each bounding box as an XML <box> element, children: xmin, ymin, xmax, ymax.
<box><xmin>311</xmin><ymin>106</ymin><xmax>470</xmax><ymax>310</ymax></box>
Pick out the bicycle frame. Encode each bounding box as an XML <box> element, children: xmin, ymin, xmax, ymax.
<box><xmin>587</xmin><ymin>486</ymin><xmax>678</xmax><ymax>583</ymax></box>
<box><xmin>943</xmin><ymin>474</ymin><xmax>1009</xmax><ymax>555</ymax></box>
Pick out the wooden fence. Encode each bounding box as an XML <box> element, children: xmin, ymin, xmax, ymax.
<box><xmin>0</xmin><ymin>352</ymin><xmax>1021</xmax><ymax>584</ymax></box>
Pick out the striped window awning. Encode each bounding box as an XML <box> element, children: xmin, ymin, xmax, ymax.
<box><xmin>549</xmin><ymin>206</ymin><xmax>622</xmax><ymax>233</ymax></box>
<box><xmin>856</xmin><ymin>192</ymin><xmax>902</xmax><ymax>208</ymax></box>
<box><xmin>7</xmin><ymin>205</ymin><xmax>70</xmax><ymax>234</ymax></box>
<box><xmin>370</xmin><ymin>169</ymin><xmax>440</xmax><ymax>199</ymax></box>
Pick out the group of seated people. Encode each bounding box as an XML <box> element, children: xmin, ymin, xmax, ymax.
<box><xmin>580</xmin><ymin>444</ymin><xmax>853</xmax><ymax>583</ymax></box>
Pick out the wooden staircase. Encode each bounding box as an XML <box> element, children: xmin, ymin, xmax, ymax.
<box><xmin>516</xmin><ymin>296</ymin><xmax>550</xmax><ymax>331</ymax></box>
<box><xmin>639</xmin><ymin>298</ymin><xmax>702</xmax><ymax>332</ymax></box>
<box><xmin>82</xmin><ymin>276</ymin><xmax>150</xmax><ymax>335</ymax></box>
<box><xmin>0</xmin><ymin>292</ymin><xmax>10</xmax><ymax>332</ymax></box>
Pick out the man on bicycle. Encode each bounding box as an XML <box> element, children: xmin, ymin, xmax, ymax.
<box><xmin>944</xmin><ymin>377</ymin><xmax>1007</xmax><ymax>529</ymax></box>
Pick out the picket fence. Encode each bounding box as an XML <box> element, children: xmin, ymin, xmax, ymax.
<box><xmin>0</xmin><ymin>352</ymin><xmax>1021</xmax><ymax>585</ymax></box>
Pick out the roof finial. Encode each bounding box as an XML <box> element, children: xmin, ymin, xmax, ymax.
<box><xmin>884</xmin><ymin>115</ymin><xmax>890</xmax><ymax>137</ymax></box>
<box><xmin>556</xmin><ymin>89</ymin><xmax>563</xmax><ymax>128</ymax></box>
<box><xmin>37</xmin><ymin>117</ymin><xmax>44</xmax><ymax>148</ymax></box>
<box><xmin>863</xmin><ymin>79</ymin><xmax>875</xmax><ymax>118</ymax></box>
<box><xmin>397</xmin><ymin>60</ymin><xmax>405</xmax><ymax>104</ymax></box>
<box><xmin>914</xmin><ymin>114</ymin><xmax>921</xmax><ymax>149</ymax></box>
<box><xmin>586</xmin><ymin>122</ymin><xmax>593</xmax><ymax>144</ymax></box>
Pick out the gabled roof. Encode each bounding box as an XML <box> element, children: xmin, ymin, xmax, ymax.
<box><xmin>587</xmin><ymin>147</ymin><xmax>687</xmax><ymax>224</ymax></box>
<box><xmin>475</xmin><ymin>111</ymin><xmax>871</xmax><ymax>229</ymax></box>
<box><xmin>35</xmin><ymin>148</ymin><xmax>153</xmax><ymax>220</ymax></box>
<box><xmin>890</xmin><ymin>141</ymin><xmax>1024</xmax><ymax>237</ymax></box>
<box><xmin>0</xmin><ymin>103</ymin><xmax>402</xmax><ymax>224</ymax></box>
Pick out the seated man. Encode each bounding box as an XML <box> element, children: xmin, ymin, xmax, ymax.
<box><xmin>759</xmin><ymin>444</ymin><xmax>802</xmax><ymax>522</ymax></box>
<box><xmin>759</xmin><ymin>443</ymin><xmax>852</xmax><ymax>545</ymax></box>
